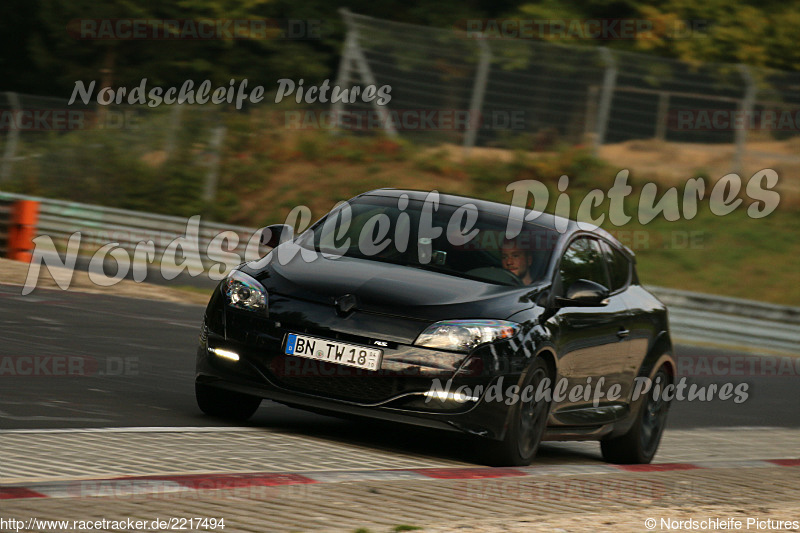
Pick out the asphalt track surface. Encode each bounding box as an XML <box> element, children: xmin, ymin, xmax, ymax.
<box><xmin>1</xmin><ymin>283</ymin><xmax>798</xmax><ymax>449</ymax></box>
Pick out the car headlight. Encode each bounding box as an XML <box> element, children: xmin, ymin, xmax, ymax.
<box><xmin>414</xmin><ymin>320</ymin><xmax>520</xmax><ymax>352</ymax></box>
<box><xmin>222</xmin><ymin>270</ymin><xmax>267</xmax><ymax>312</ymax></box>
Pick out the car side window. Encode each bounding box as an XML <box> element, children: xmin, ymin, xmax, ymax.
<box><xmin>559</xmin><ymin>238</ymin><xmax>608</xmax><ymax>292</ymax></box>
<box><xmin>601</xmin><ymin>241</ymin><xmax>631</xmax><ymax>292</ymax></box>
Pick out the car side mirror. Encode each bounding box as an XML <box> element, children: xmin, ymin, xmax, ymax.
<box><xmin>260</xmin><ymin>224</ymin><xmax>294</xmax><ymax>248</ymax></box>
<box><xmin>554</xmin><ymin>279</ymin><xmax>610</xmax><ymax>307</ymax></box>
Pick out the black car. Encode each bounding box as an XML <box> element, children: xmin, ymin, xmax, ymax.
<box><xmin>195</xmin><ymin>189</ymin><xmax>674</xmax><ymax>466</ymax></box>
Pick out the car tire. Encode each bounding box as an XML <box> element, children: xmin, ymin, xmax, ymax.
<box><xmin>195</xmin><ymin>382</ymin><xmax>262</xmax><ymax>421</ymax></box>
<box><xmin>483</xmin><ymin>358</ymin><xmax>553</xmax><ymax>466</ymax></box>
<box><xmin>600</xmin><ymin>364</ymin><xmax>672</xmax><ymax>464</ymax></box>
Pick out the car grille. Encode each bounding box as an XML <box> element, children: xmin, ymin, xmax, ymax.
<box><xmin>267</xmin><ymin>354</ymin><xmax>409</xmax><ymax>403</ymax></box>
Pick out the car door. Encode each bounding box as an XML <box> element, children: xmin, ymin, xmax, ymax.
<box><xmin>548</xmin><ymin>236</ymin><xmax>632</xmax><ymax>423</ymax></box>
<box><xmin>600</xmin><ymin>240</ymin><xmax>647</xmax><ymax>398</ymax></box>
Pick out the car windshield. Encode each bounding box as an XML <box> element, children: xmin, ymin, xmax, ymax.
<box><xmin>296</xmin><ymin>195</ymin><xmax>559</xmax><ymax>286</ymax></box>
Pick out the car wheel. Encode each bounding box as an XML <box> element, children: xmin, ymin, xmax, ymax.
<box><xmin>195</xmin><ymin>381</ymin><xmax>262</xmax><ymax>421</ymax></box>
<box><xmin>601</xmin><ymin>365</ymin><xmax>672</xmax><ymax>464</ymax></box>
<box><xmin>484</xmin><ymin>358</ymin><xmax>552</xmax><ymax>466</ymax></box>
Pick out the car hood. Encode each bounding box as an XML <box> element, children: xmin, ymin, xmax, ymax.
<box><xmin>242</xmin><ymin>244</ymin><xmax>540</xmax><ymax>321</ymax></box>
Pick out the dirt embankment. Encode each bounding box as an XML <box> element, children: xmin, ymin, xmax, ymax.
<box><xmin>440</xmin><ymin>138</ymin><xmax>800</xmax><ymax>193</ymax></box>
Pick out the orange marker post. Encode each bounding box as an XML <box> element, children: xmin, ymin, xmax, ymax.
<box><xmin>8</xmin><ymin>200</ymin><xmax>40</xmax><ymax>263</ymax></box>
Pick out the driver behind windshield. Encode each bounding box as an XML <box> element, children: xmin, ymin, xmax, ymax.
<box><xmin>500</xmin><ymin>238</ymin><xmax>533</xmax><ymax>285</ymax></box>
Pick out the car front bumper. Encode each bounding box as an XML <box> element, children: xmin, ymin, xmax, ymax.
<box><xmin>195</xmin><ymin>301</ymin><xmax>523</xmax><ymax>441</ymax></box>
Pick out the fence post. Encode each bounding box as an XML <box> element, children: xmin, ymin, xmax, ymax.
<box><xmin>332</xmin><ymin>20</ymin><xmax>355</xmax><ymax>135</ymax></box>
<box><xmin>203</xmin><ymin>122</ymin><xmax>226</xmax><ymax>203</ymax></box>
<box><xmin>463</xmin><ymin>34</ymin><xmax>491</xmax><ymax>157</ymax></box>
<box><xmin>1</xmin><ymin>92</ymin><xmax>21</xmax><ymax>183</ymax></box>
<box><xmin>734</xmin><ymin>65</ymin><xmax>756</xmax><ymax>174</ymax></box>
<box><xmin>335</xmin><ymin>9</ymin><xmax>398</xmax><ymax>138</ymax></box>
<box><xmin>594</xmin><ymin>48</ymin><xmax>618</xmax><ymax>154</ymax></box>
<box><xmin>164</xmin><ymin>103</ymin><xmax>183</xmax><ymax>160</ymax></box>
<box><xmin>655</xmin><ymin>91</ymin><xmax>670</xmax><ymax>141</ymax></box>
<box><xmin>583</xmin><ymin>85</ymin><xmax>599</xmax><ymax>143</ymax></box>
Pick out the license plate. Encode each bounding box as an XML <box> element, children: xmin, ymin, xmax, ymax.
<box><xmin>284</xmin><ymin>333</ymin><xmax>383</xmax><ymax>371</ymax></box>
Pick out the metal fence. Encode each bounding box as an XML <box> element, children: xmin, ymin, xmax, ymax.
<box><xmin>649</xmin><ymin>287</ymin><xmax>800</xmax><ymax>353</ymax></box>
<box><xmin>0</xmin><ymin>191</ymin><xmax>262</xmax><ymax>276</ymax></box>
<box><xmin>2</xmin><ymin>12</ymin><xmax>800</xmax><ymax>206</ymax></box>
<box><xmin>334</xmin><ymin>10</ymin><xmax>800</xmax><ymax>169</ymax></box>
<box><xmin>0</xmin><ymin>92</ymin><xmax>227</xmax><ymax>206</ymax></box>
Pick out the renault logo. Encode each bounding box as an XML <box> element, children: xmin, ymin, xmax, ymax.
<box><xmin>335</xmin><ymin>294</ymin><xmax>357</xmax><ymax>315</ymax></box>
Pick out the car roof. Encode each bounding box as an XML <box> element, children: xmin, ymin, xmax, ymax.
<box><xmin>359</xmin><ymin>188</ymin><xmax>634</xmax><ymax>258</ymax></box>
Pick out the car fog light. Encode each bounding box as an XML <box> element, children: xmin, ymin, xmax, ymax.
<box><xmin>423</xmin><ymin>389</ymin><xmax>479</xmax><ymax>403</ymax></box>
<box><xmin>210</xmin><ymin>347</ymin><xmax>240</xmax><ymax>362</ymax></box>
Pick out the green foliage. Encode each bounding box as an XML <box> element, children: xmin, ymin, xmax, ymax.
<box><xmin>556</xmin><ymin>146</ymin><xmax>610</xmax><ymax>187</ymax></box>
<box><xmin>4</xmin><ymin>116</ymin><xmax>212</xmax><ymax>217</ymax></box>
<box><xmin>489</xmin><ymin>129</ymin><xmax>561</xmax><ymax>152</ymax></box>
<box><xmin>413</xmin><ymin>148</ymin><xmax>454</xmax><ymax>174</ymax></box>
<box><xmin>8</xmin><ymin>0</ymin><xmax>330</xmax><ymax>97</ymax></box>
<box><xmin>465</xmin><ymin>158</ymin><xmax>513</xmax><ymax>198</ymax></box>
<box><xmin>2</xmin><ymin>0</ymin><xmax>800</xmax><ymax>98</ymax></box>
<box><xmin>617</xmin><ymin>204</ymin><xmax>800</xmax><ymax>304</ymax></box>
<box><xmin>297</xmin><ymin>136</ymin><xmax>326</xmax><ymax>160</ymax></box>
<box><xmin>327</xmin><ymin>136</ymin><xmax>409</xmax><ymax>163</ymax></box>
<box><xmin>511</xmin><ymin>0</ymin><xmax>800</xmax><ymax>70</ymax></box>
<box><xmin>464</xmin><ymin>145</ymin><xmax>610</xmax><ymax>199</ymax></box>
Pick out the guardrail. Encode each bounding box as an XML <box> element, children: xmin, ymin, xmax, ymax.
<box><xmin>649</xmin><ymin>286</ymin><xmax>800</xmax><ymax>324</ymax></box>
<box><xmin>1</xmin><ymin>191</ymin><xmax>798</xmax><ymax>354</ymax></box>
<box><xmin>0</xmin><ymin>191</ymin><xmax>263</xmax><ymax>275</ymax></box>
<box><xmin>648</xmin><ymin>286</ymin><xmax>800</xmax><ymax>354</ymax></box>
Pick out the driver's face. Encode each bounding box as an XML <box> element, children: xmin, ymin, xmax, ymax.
<box><xmin>501</xmin><ymin>247</ymin><xmax>531</xmax><ymax>278</ymax></box>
